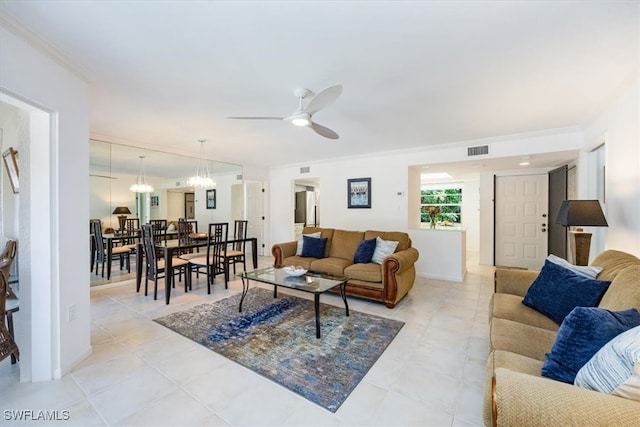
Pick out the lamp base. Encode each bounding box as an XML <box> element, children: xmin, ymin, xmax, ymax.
<box><xmin>569</xmin><ymin>230</ymin><xmax>592</xmax><ymax>266</ymax></box>
<box><xmin>117</xmin><ymin>215</ymin><xmax>127</xmax><ymax>231</ymax></box>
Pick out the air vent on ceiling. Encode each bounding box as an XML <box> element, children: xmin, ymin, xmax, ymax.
<box><xmin>467</xmin><ymin>145</ymin><xmax>489</xmax><ymax>156</ymax></box>
<box><xmin>300</xmin><ymin>166</ymin><xmax>310</xmax><ymax>174</ymax></box>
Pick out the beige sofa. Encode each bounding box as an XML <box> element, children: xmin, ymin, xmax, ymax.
<box><xmin>484</xmin><ymin>250</ymin><xmax>640</xmax><ymax>426</ymax></box>
<box><xmin>272</xmin><ymin>227</ymin><xmax>419</xmax><ymax>308</ymax></box>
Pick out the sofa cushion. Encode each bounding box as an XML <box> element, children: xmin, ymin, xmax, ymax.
<box><xmin>522</xmin><ymin>260</ymin><xmax>611</xmax><ymax>324</ymax></box>
<box><xmin>302</xmin><ymin>227</ymin><xmax>335</xmax><ymax>257</ymax></box>
<box><xmin>329</xmin><ymin>229</ymin><xmax>364</xmax><ymax>260</ymax></box>
<box><xmin>295</xmin><ymin>231</ymin><xmax>321</xmax><ymax>256</ymax></box>
<box><xmin>310</xmin><ymin>257</ymin><xmax>352</xmax><ymax>277</ymax></box>
<box><xmin>490</xmin><ymin>318</ymin><xmax>558</xmax><ymax>361</ymax></box>
<box><xmin>546</xmin><ymin>254</ymin><xmax>603</xmax><ymax>279</ymax></box>
<box><xmin>365</xmin><ymin>230</ymin><xmax>410</xmax><ymax>251</ymax></box>
<box><xmin>371</xmin><ymin>237</ymin><xmax>399</xmax><ymax>264</ymax></box>
<box><xmin>301</xmin><ymin>236</ymin><xmax>327</xmax><ymax>259</ymax></box>
<box><xmin>541</xmin><ymin>307</ymin><xmax>640</xmax><ymax>384</ymax></box>
<box><xmin>353</xmin><ymin>238</ymin><xmax>376</xmax><ymax>264</ymax></box>
<box><xmin>281</xmin><ymin>256</ymin><xmax>314</xmax><ymax>270</ymax></box>
<box><xmin>490</xmin><ymin>293</ymin><xmax>560</xmax><ymax>331</ymax></box>
<box><xmin>575</xmin><ymin>324</ymin><xmax>640</xmax><ymax>402</ymax></box>
<box><xmin>344</xmin><ymin>262</ymin><xmax>382</xmax><ymax>283</ymax></box>
<box><xmin>599</xmin><ymin>265</ymin><xmax>640</xmax><ymax>311</ymax></box>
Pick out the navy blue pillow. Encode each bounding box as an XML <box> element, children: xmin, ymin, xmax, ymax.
<box><xmin>353</xmin><ymin>238</ymin><xmax>377</xmax><ymax>264</ymax></box>
<box><xmin>522</xmin><ymin>260</ymin><xmax>611</xmax><ymax>324</ymax></box>
<box><xmin>301</xmin><ymin>236</ymin><xmax>327</xmax><ymax>259</ymax></box>
<box><xmin>542</xmin><ymin>307</ymin><xmax>640</xmax><ymax>383</ymax></box>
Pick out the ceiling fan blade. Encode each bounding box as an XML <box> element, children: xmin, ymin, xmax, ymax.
<box><xmin>305</xmin><ymin>84</ymin><xmax>342</xmax><ymax>115</ymax></box>
<box><xmin>227</xmin><ymin>116</ymin><xmax>284</xmax><ymax>120</ymax></box>
<box><xmin>310</xmin><ymin>122</ymin><xmax>339</xmax><ymax>139</ymax></box>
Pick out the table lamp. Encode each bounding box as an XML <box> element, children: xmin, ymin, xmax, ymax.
<box><xmin>112</xmin><ymin>206</ymin><xmax>132</xmax><ymax>231</ymax></box>
<box><xmin>555</xmin><ymin>200</ymin><xmax>608</xmax><ymax>266</ymax></box>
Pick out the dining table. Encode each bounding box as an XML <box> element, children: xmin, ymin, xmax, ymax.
<box><xmin>135</xmin><ymin>235</ymin><xmax>259</xmax><ymax>304</ymax></box>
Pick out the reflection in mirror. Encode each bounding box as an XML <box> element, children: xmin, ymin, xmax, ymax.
<box><xmin>89</xmin><ymin>138</ymin><xmax>243</xmax><ymax>243</ymax></box>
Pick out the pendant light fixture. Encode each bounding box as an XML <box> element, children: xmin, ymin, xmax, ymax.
<box><xmin>187</xmin><ymin>139</ymin><xmax>216</xmax><ymax>189</ymax></box>
<box><xmin>129</xmin><ymin>155</ymin><xmax>154</xmax><ymax>193</ymax></box>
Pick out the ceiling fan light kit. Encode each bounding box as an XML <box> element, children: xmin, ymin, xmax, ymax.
<box><xmin>229</xmin><ymin>84</ymin><xmax>342</xmax><ymax>139</ymax></box>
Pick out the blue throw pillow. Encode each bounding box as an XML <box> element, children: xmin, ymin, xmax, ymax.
<box><xmin>522</xmin><ymin>260</ymin><xmax>611</xmax><ymax>324</ymax></box>
<box><xmin>301</xmin><ymin>235</ymin><xmax>327</xmax><ymax>259</ymax></box>
<box><xmin>353</xmin><ymin>238</ymin><xmax>377</xmax><ymax>264</ymax></box>
<box><xmin>542</xmin><ymin>307</ymin><xmax>640</xmax><ymax>384</ymax></box>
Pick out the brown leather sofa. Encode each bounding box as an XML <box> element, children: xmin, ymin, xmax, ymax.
<box><xmin>272</xmin><ymin>227</ymin><xmax>419</xmax><ymax>308</ymax></box>
<box><xmin>484</xmin><ymin>250</ymin><xmax>640</xmax><ymax>426</ymax></box>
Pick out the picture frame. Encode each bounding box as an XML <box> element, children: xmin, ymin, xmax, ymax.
<box><xmin>347</xmin><ymin>177</ymin><xmax>371</xmax><ymax>208</ymax></box>
<box><xmin>150</xmin><ymin>195</ymin><xmax>159</xmax><ymax>207</ymax></box>
<box><xmin>3</xmin><ymin>145</ymin><xmax>19</xmax><ymax>194</ymax></box>
<box><xmin>206</xmin><ymin>189</ymin><xmax>216</xmax><ymax>209</ymax></box>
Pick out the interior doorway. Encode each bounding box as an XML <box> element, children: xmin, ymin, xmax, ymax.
<box><xmin>495</xmin><ymin>174</ymin><xmax>549</xmax><ymax>270</ymax></box>
<box><xmin>293</xmin><ymin>178</ymin><xmax>320</xmax><ymax>237</ymax></box>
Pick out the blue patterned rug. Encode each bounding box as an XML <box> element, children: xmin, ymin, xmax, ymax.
<box><xmin>154</xmin><ymin>288</ymin><xmax>404</xmax><ymax>412</ymax></box>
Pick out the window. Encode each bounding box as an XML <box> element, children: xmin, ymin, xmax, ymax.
<box><xmin>420</xmin><ymin>185</ymin><xmax>462</xmax><ymax>224</ymax></box>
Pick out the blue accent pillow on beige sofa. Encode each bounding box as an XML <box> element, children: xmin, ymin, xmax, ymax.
<box><xmin>301</xmin><ymin>236</ymin><xmax>327</xmax><ymax>259</ymax></box>
<box><xmin>541</xmin><ymin>307</ymin><xmax>640</xmax><ymax>383</ymax></box>
<box><xmin>353</xmin><ymin>238</ymin><xmax>376</xmax><ymax>264</ymax></box>
<box><xmin>522</xmin><ymin>260</ymin><xmax>611</xmax><ymax>324</ymax></box>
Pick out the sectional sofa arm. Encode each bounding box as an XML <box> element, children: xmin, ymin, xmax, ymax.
<box><xmin>272</xmin><ymin>241</ymin><xmax>297</xmax><ymax>268</ymax></box>
<box><xmin>493</xmin><ymin>268</ymin><xmax>539</xmax><ymax>296</ymax></box>
<box><xmin>492</xmin><ymin>368</ymin><xmax>640</xmax><ymax>427</ymax></box>
<box><xmin>384</xmin><ymin>247</ymin><xmax>419</xmax><ymax>274</ymax></box>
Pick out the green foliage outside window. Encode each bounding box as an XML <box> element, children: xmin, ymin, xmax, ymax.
<box><xmin>420</xmin><ymin>188</ymin><xmax>462</xmax><ymax>223</ymax></box>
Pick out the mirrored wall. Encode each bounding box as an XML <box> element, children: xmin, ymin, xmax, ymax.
<box><xmin>90</xmin><ymin>139</ymin><xmax>243</xmax><ymax>233</ymax></box>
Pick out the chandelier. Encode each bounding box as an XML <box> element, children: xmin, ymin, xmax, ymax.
<box><xmin>129</xmin><ymin>155</ymin><xmax>154</xmax><ymax>193</ymax></box>
<box><xmin>187</xmin><ymin>139</ymin><xmax>216</xmax><ymax>189</ymax></box>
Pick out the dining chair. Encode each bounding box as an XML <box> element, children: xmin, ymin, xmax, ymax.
<box><xmin>92</xmin><ymin>220</ymin><xmax>131</xmax><ymax>277</ymax></box>
<box><xmin>125</xmin><ymin>218</ymin><xmax>141</xmax><ymax>243</ymax></box>
<box><xmin>177</xmin><ymin>219</ymin><xmax>201</xmax><ymax>261</ymax></box>
<box><xmin>149</xmin><ymin>219</ymin><xmax>168</xmax><ymax>244</ymax></box>
<box><xmin>141</xmin><ymin>224</ymin><xmax>190</xmax><ymax>300</ymax></box>
<box><xmin>0</xmin><ymin>271</ymin><xmax>19</xmax><ymax>363</ymax></box>
<box><xmin>0</xmin><ymin>240</ymin><xmax>17</xmax><ymax>299</ymax></box>
<box><xmin>188</xmin><ymin>222</ymin><xmax>229</xmax><ymax>294</ymax></box>
<box><xmin>223</xmin><ymin>220</ymin><xmax>248</xmax><ymax>275</ymax></box>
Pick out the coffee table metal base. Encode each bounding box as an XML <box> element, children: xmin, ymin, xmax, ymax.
<box><xmin>240</xmin><ymin>276</ymin><xmax>349</xmax><ymax>339</ymax></box>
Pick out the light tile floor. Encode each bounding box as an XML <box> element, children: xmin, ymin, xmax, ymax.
<box><xmin>1</xmin><ymin>256</ymin><xmax>494</xmax><ymax>426</ymax></box>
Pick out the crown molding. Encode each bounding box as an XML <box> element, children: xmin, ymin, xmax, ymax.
<box><xmin>1</xmin><ymin>11</ymin><xmax>91</xmax><ymax>83</ymax></box>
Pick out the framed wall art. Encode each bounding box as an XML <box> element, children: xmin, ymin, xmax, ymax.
<box><xmin>2</xmin><ymin>145</ymin><xmax>19</xmax><ymax>194</ymax></box>
<box><xmin>206</xmin><ymin>189</ymin><xmax>216</xmax><ymax>209</ymax></box>
<box><xmin>347</xmin><ymin>177</ymin><xmax>371</xmax><ymax>208</ymax></box>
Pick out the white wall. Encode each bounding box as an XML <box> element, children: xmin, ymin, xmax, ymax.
<box><xmin>1</xmin><ymin>23</ymin><xmax>90</xmax><ymax>380</ymax></box>
<box><xmin>582</xmin><ymin>77</ymin><xmax>640</xmax><ymax>257</ymax></box>
<box><xmin>269</xmin><ymin>131</ymin><xmax>584</xmax><ymax>271</ymax></box>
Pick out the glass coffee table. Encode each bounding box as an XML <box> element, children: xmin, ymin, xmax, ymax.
<box><xmin>238</xmin><ymin>267</ymin><xmax>350</xmax><ymax>338</ymax></box>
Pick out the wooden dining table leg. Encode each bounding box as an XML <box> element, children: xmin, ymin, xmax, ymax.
<box><xmin>135</xmin><ymin>242</ymin><xmax>143</xmax><ymax>292</ymax></box>
<box><xmin>251</xmin><ymin>238</ymin><xmax>258</xmax><ymax>268</ymax></box>
<box><xmin>164</xmin><ymin>247</ymin><xmax>172</xmax><ymax>305</ymax></box>
<box><xmin>106</xmin><ymin>239</ymin><xmax>113</xmax><ymax>280</ymax></box>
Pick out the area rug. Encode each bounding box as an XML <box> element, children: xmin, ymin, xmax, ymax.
<box><xmin>154</xmin><ymin>288</ymin><xmax>404</xmax><ymax>412</ymax></box>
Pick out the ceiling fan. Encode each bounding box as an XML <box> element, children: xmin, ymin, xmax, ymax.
<box><xmin>228</xmin><ymin>84</ymin><xmax>342</xmax><ymax>139</ymax></box>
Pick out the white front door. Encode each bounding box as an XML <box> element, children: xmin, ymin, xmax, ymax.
<box><xmin>495</xmin><ymin>174</ymin><xmax>548</xmax><ymax>270</ymax></box>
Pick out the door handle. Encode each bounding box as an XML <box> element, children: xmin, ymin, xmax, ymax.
<box><xmin>541</xmin><ymin>228</ymin><xmax>547</xmax><ymax>232</ymax></box>
<box><xmin>542</xmin><ymin>214</ymin><xmax>547</xmax><ymax>217</ymax></box>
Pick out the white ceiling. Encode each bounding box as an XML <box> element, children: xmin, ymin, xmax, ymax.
<box><xmin>1</xmin><ymin>1</ymin><xmax>638</xmax><ymax>170</ymax></box>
